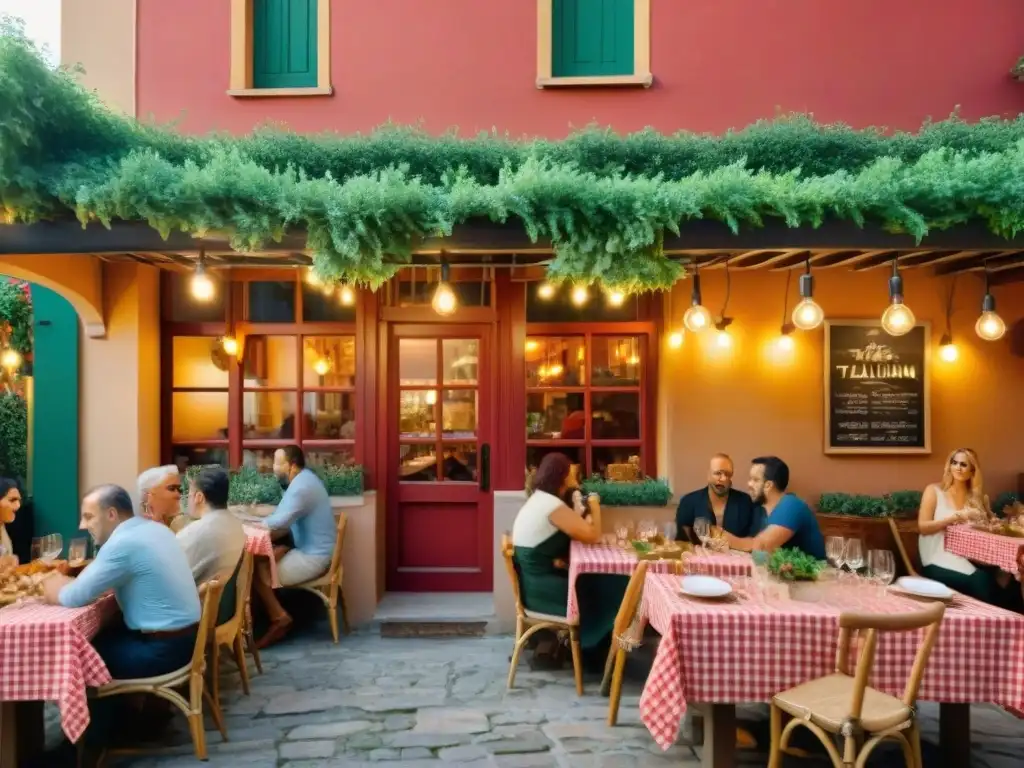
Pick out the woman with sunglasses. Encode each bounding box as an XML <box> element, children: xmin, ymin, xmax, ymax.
<box><xmin>918</xmin><ymin>448</ymin><xmax>1002</xmax><ymax>602</ymax></box>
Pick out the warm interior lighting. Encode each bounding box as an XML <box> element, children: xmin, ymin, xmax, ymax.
<box><xmin>525</xmin><ymin>339</ymin><xmax>540</xmax><ymax>353</ymax></box>
<box><xmin>313</xmin><ymin>358</ymin><xmax>331</xmax><ymax>376</ymax></box>
<box><xmin>683</xmin><ymin>271</ymin><xmax>711</xmax><ymax>332</ymax></box>
<box><xmin>221</xmin><ymin>336</ymin><xmax>239</xmax><ymax>357</ymax></box>
<box><xmin>425</xmin><ymin>390</ymin><xmax>437</xmax><ymax>405</ymax></box>
<box><xmin>432</xmin><ymin>261</ymin><xmax>457</xmax><ymax>316</ymax></box>
<box><xmin>792</xmin><ymin>261</ymin><xmax>824</xmax><ymax>330</ymax></box>
<box><xmin>0</xmin><ymin>349</ymin><xmax>21</xmax><ymax>370</ymax></box>
<box><xmin>190</xmin><ymin>257</ymin><xmax>214</xmax><ymax>302</ymax></box>
<box><xmin>715</xmin><ymin>330</ymin><xmax>732</xmax><ymax>349</ymax></box>
<box><xmin>976</xmin><ymin>278</ymin><xmax>1006</xmax><ymax>341</ymax></box>
<box><xmin>939</xmin><ymin>334</ymin><xmax>958</xmax><ymax>363</ymax></box>
<box><xmin>607</xmin><ymin>288</ymin><xmax>625</xmax><ymax>307</ymax></box>
<box><xmin>571</xmin><ymin>285</ymin><xmax>589</xmax><ymax>306</ymax></box>
<box><xmin>776</xmin><ymin>334</ymin><xmax>795</xmax><ymax>352</ymax></box>
<box><xmin>305</xmin><ymin>270</ymin><xmax>321</xmax><ymax>286</ymax></box>
<box><xmin>880</xmin><ymin>260</ymin><xmax>914</xmax><ymax>336</ymax></box>
<box><xmin>537</xmin><ymin>282</ymin><xmax>556</xmax><ymax>300</ymax></box>
<box><xmin>667</xmin><ymin>330</ymin><xmax>684</xmax><ymax>349</ymax></box>
<box><xmin>339</xmin><ymin>284</ymin><xmax>356</xmax><ymax>306</ymax></box>
<box><xmin>626</xmin><ymin>355</ymin><xmax>640</xmax><ymax>365</ymax></box>
<box><xmin>547</xmin><ymin>364</ymin><xmax>564</xmax><ymax>377</ymax></box>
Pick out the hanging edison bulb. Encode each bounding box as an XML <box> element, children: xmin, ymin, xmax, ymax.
<box><xmin>606</xmin><ymin>288</ymin><xmax>625</xmax><ymax>307</ymax></box>
<box><xmin>975</xmin><ymin>278</ymin><xmax>1006</xmax><ymax>341</ymax></box>
<box><xmin>338</xmin><ymin>284</ymin><xmax>356</xmax><ymax>306</ymax></box>
<box><xmin>432</xmin><ymin>262</ymin><xmax>457</xmax><ymax>316</ymax></box>
<box><xmin>682</xmin><ymin>271</ymin><xmax>711</xmax><ymax>332</ymax></box>
<box><xmin>537</xmin><ymin>282</ymin><xmax>556</xmax><ymax>300</ymax></box>
<box><xmin>938</xmin><ymin>334</ymin><xmax>958</xmax><ymax>363</ymax></box>
<box><xmin>880</xmin><ymin>260</ymin><xmax>915</xmax><ymax>336</ymax></box>
<box><xmin>190</xmin><ymin>255</ymin><xmax>214</xmax><ymax>301</ymax></box>
<box><xmin>792</xmin><ymin>262</ymin><xmax>824</xmax><ymax>330</ymax></box>
<box><xmin>571</xmin><ymin>285</ymin><xmax>589</xmax><ymax>306</ymax></box>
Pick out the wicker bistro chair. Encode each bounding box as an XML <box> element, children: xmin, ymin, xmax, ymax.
<box><xmin>887</xmin><ymin>515</ymin><xmax>920</xmax><ymax>577</ymax></box>
<box><xmin>292</xmin><ymin>512</ymin><xmax>350</xmax><ymax>643</ymax></box>
<box><xmin>209</xmin><ymin>552</ymin><xmax>255</xmax><ymax>715</ymax></box>
<box><xmin>768</xmin><ymin>601</ymin><xmax>946</xmax><ymax>768</ymax></box>
<box><xmin>600</xmin><ymin>560</ymin><xmax>650</xmax><ymax>725</ymax></box>
<box><xmin>92</xmin><ymin>579</ymin><xmax>227</xmax><ymax>763</ymax></box>
<box><xmin>501</xmin><ymin>533</ymin><xmax>584</xmax><ymax>695</ymax></box>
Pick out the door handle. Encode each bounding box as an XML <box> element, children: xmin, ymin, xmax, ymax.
<box><xmin>480</xmin><ymin>443</ymin><xmax>490</xmax><ymax>492</ymax></box>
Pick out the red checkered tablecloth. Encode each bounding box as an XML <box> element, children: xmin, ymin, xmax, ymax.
<box><xmin>639</xmin><ymin>573</ymin><xmax>1024</xmax><ymax>749</ymax></box>
<box><xmin>945</xmin><ymin>524</ymin><xmax>1024</xmax><ymax>579</ymax></box>
<box><xmin>566</xmin><ymin>541</ymin><xmax>751</xmax><ymax>622</ymax></box>
<box><xmin>243</xmin><ymin>524</ymin><xmax>280</xmax><ymax>587</ymax></box>
<box><xmin>0</xmin><ymin>600</ymin><xmax>112</xmax><ymax>743</ymax></box>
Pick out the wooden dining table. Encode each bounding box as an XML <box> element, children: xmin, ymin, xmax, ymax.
<box><xmin>639</xmin><ymin>573</ymin><xmax>1024</xmax><ymax>767</ymax></box>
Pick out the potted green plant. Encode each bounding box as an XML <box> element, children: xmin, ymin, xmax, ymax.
<box><xmin>815</xmin><ymin>491</ymin><xmax>922</xmax><ymax>571</ymax></box>
<box><xmin>312</xmin><ymin>463</ymin><xmax>364</xmax><ymax>497</ymax></box>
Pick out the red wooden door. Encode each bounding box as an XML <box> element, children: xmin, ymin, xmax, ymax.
<box><xmin>386</xmin><ymin>325</ymin><xmax>494</xmax><ymax>591</ymax></box>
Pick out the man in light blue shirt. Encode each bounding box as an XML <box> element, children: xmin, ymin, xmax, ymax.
<box><xmin>254</xmin><ymin>445</ymin><xmax>336</xmax><ymax>648</ymax></box>
<box><xmin>42</xmin><ymin>484</ymin><xmax>201</xmax><ymax>679</ymax></box>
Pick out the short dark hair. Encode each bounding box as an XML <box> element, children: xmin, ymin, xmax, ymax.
<box><xmin>752</xmin><ymin>456</ymin><xmax>790</xmax><ymax>492</ymax></box>
<box><xmin>281</xmin><ymin>445</ymin><xmax>305</xmax><ymax>469</ymax></box>
<box><xmin>0</xmin><ymin>477</ymin><xmax>20</xmax><ymax>498</ymax></box>
<box><xmin>86</xmin><ymin>484</ymin><xmax>135</xmax><ymax>519</ymax></box>
<box><xmin>194</xmin><ymin>467</ymin><xmax>230</xmax><ymax>508</ymax></box>
<box><xmin>532</xmin><ymin>452</ymin><xmax>572</xmax><ymax>497</ymax></box>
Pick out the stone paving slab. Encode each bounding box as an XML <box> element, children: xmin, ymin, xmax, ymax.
<box><xmin>39</xmin><ymin>626</ymin><xmax>1024</xmax><ymax>767</ymax></box>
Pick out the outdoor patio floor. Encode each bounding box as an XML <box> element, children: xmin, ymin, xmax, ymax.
<box><xmin>44</xmin><ymin>622</ymin><xmax>1024</xmax><ymax>767</ymax></box>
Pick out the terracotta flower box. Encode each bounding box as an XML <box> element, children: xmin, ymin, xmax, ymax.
<box><xmin>814</xmin><ymin>512</ymin><xmax>920</xmax><ymax>575</ymax></box>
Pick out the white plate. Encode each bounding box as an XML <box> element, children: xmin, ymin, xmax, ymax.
<box><xmin>680</xmin><ymin>575</ymin><xmax>732</xmax><ymax>599</ymax></box>
<box><xmin>896</xmin><ymin>576</ymin><xmax>954</xmax><ymax>600</ymax></box>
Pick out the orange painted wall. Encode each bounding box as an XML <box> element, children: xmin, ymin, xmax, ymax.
<box><xmin>135</xmin><ymin>0</ymin><xmax>1024</xmax><ymax>135</ymax></box>
<box><xmin>658</xmin><ymin>270</ymin><xmax>1024</xmax><ymax>504</ymax></box>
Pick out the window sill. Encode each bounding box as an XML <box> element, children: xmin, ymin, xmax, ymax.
<box><xmin>227</xmin><ymin>86</ymin><xmax>334</xmax><ymax>98</ymax></box>
<box><xmin>536</xmin><ymin>74</ymin><xmax>653</xmax><ymax>89</ymax></box>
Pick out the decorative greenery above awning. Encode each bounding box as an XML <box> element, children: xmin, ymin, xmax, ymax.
<box><xmin>4</xmin><ymin>23</ymin><xmax>1024</xmax><ymax>290</ymax></box>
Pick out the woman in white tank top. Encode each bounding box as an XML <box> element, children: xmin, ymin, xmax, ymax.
<box><xmin>917</xmin><ymin>448</ymin><xmax>999</xmax><ymax>603</ymax></box>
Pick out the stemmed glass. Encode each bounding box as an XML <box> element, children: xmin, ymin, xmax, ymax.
<box><xmin>693</xmin><ymin>518</ymin><xmax>711</xmax><ymax>553</ymax></box>
<box><xmin>69</xmin><ymin>537</ymin><xmax>89</xmax><ymax>566</ymax></box>
<box><xmin>663</xmin><ymin>522</ymin><xmax>678</xmax><ymax>543</ymax></box>
<box><xmin>826</xmin><ymin>536</ymin><xmax>845</xmax><ymax>575</ymax></box>
<box><xmin>44</xmin><ymin>534</ymin><xmax>63</xmax><ymax>562</ymax></box>
<box><xmin>868</xmin><ymin>549</ymin><xmax>896</xmax><ymax>597</ymax></box>
<box><xmin>844</xmin><ymin>539</ymin><xmax>864</xmax><ymax>579</ymax></box>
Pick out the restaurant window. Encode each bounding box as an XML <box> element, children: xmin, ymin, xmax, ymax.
<box><xmin>170</xmin><ymin>335</ymin><xmax>231</xmax><ymax>471</ymax></box>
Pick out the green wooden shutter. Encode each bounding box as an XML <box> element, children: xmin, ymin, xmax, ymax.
<box><xmin>552</xmin><ymin>0</ymin><xmax>634</xmax><ymax>77</ymax></box>
<box><xmin>253</xmin><ymin>0</ymin><xmax>318</xmax><ymax>89</ymax></box>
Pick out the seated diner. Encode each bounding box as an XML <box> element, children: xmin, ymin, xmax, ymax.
<box><xmin>723</xmin><ymin>456</ymin><xmax>826</xmax><ymax>560</ymax></box>
<box><xmin>0</xmin><ymin>476</ymin><xmax>22</xmax><ymax>573</ymax></box>
<box><xmin>176</xmin><ymin>466</ymin><xmax>246</xmax><ymax>585</ymax></box>
<box><xmin>675</xmin><ymin>453</ymin><xmax>760</xmax><ymax>542</ymax></box>
<box><xmin>137</xmin><ymin>464</ymin><xmax>188</xmax><ymax>533</ymax></box>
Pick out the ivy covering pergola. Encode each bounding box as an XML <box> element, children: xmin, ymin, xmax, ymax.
<box><xmin>3</xmin><ymin>23</ymin><xmax>1024</xmax><ymax>291</ymax></box>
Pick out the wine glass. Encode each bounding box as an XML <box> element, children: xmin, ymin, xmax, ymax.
<box><xmin>614</xmin><ymin>524</ymin><xmax>629</xmax><ymax>546</ymax></box>
<box><xmin>47</xmin><ymin>534</ymin><xmax>63</xmax><ymax>561</ymax></box>
<box><xmin>844</xmin><ymin>538</ymin><xmax>864</xmax><ymax>577</ymax></box>
<box><xmin>869</xmin><ymin>549</ymin><xmax>896</xmax><ymax>597</ymax></box>
<box><xmin>694</xmin><ymin>518</ymin><xmax>711</xmax><ymax>553</ymax></box>
<box><xmin>663</xmin><ymin>522</ymin><xmax>678</xmax><ymax>542</ymax></box>
<box><xmin>825</xmin><ymin>536</ymin><xmax>845</xmax><ymax>571</ymax></box>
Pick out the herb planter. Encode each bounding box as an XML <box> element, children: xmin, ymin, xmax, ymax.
<box><xmin>814</xmin><ymin>513</ymin><xmax>920</xmax><ymax>575</ymax></box>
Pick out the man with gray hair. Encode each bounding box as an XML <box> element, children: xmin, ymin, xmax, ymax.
<box><xmin>137</xmin><ymin>465</ymin><xmax>187</xmax><ymax>532</ymax></box>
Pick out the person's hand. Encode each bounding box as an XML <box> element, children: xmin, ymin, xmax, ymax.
<box><xmin>587</xmin><ymin>493</ymin><xmax>600</xmax><ymax>508</ymax></box>
<box><xmin>40</xmin><ymin>573</ymin><xmax>74</xmax><ymax>605</ymax></box>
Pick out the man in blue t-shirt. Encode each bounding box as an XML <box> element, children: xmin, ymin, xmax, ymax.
<box><xmin>723</xmin><ymin>456</ymin><xmax>826</xmax><ymax>560</ymax></box>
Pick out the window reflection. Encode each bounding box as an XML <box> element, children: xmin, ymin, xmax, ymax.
<box><xmin>303</xmin><ymin>391</ymin><xmax>356</xmax><ymax>439</ymax></box>
<box><xmin>591</xmin><ymin>392</ymin><xmax>640</xmax><ymax>439</ymax></box>
<box><xmin>525</xmin><ymin>337</ymin><xmax>584</xmax><ymax>387</ymax></box>
<box><xmin>399</xmin><ymin>339</ymin><xmax>437</xmax><ymax>385</ymax></box>
<box><xmin>591</xmin><ymin>336</ymin><xmax>641</xmax><ymax>385</ymax></box>
<box><xmin>243</xmin><ymin>336</ymin><xmax>298</xmax><ymax>388</ymax></box>
<box><xmin>400</xmin><ymin>390</ymin><xmax>436</xmax><ymax>437</ymax></box>
<box><xmin>442</xmin><ymin>444</ymin><xmax>477</xmax><ymax>482</ymax></box>
<box><xmin>243</xmin><ymin>392</ymin><xmax>297</xmax><ymax>439</ymax></box>
<box><xmin>526</xmin><ymin>392</ymin><xmax>585</xmax><ymax>439</ymax></box>
<box><xmin>442</xmin><ymin>390</ymin><xmax>476</xmax><ymax>438</ymax></box>
<box><xmin>400</xmin><ymin>443</ymin><xmax>437</xmax><ymax>482</ymax></box>
<box><xmin>172</xmin><ymin>337</ymin><xmax>229</xmax><ymax>388</ymax></box>
<box><xmin>443</xmin><ymin>339</ymin><xmax>478</xmax><ymax>384</ymax></box>
<box><xmin>303</xmin><ymin>336</ymin><xmax>356</xmax><ymax>387</ymax></box>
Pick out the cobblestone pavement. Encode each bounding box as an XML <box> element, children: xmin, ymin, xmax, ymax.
<box><xmin>47</xmin><ymin>627</ymin><xmax>1024</xmax><ymax>767</ymax></box>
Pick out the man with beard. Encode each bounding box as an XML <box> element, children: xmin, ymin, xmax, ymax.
<box><xmin>724</xmin><ymin>455</ymin><xmax>825</xmax><ymax>559</ymax></box>
<box><xmin>253</xmin><ymin>445</ymin><xmax>335</xmax><ymax>648</ymax></box>
<box><xmin>674</xmin><ymin>453</ymin><xmax>759</xmax><ymax>543</ymax></box>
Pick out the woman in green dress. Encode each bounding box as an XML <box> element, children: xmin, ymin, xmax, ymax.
<box><xmin>512</xmin><ymin>453</ymin><xmax>618</xmax><ymax>666</ymax></box>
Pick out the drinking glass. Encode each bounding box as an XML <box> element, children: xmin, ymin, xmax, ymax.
<box><xmin>69</xmin><ymin>537</ymin><xmax>89</xmax><ymax>565</ymax></box>
<box><xmin>844</xmin><ymin>538</ymin><xmax>864</xmax><ymax>577</ymax></box>
<box><xmin>825</xmin><ymin>536</ymin><xmax>845</xmax><ymax>570</ymax></box>
<box><xmin>869</xmin><ymin>549</ymin><xmax>896</xmax><ymax>597</ymax></box>
<box><xmin>663</xmin><ymin>522</ymin><xmax>678</xmax><ymax>542</ymax></box>
<box><xmin>694</xmin><ymin>518</ymin><xmax>711</xmax><ymax>553</ymax></box>
<box><xmin>47</xmin><ymin>533</ymin><xmax>63</xmax><ymax>561</ymax></box>
<box><xmin>614</xmin><ymin>524</ymin><xmax>629</xmax><ymax>546</ymax></box>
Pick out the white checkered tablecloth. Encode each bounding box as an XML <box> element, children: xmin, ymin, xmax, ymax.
<box><xmin>638</xmin><ymin>573</ymin><xmax>1024</xmax><ymax>750</ymax></box>
<box><xmin>566</xmin><ymin>541</ymin><xmax>751</xmax><ymax>622</ymax></box>
<box><xmin>243</xmin><ymin>524</ymin><xmax>280</xmax><ymax>587</ymax></box>
<box><xmin>945</xmin><ymin>525</ymin><xmax>1024</xmax><ymax>579</ymax></box>
<box><xmin>0</xmin><ymin>600</ymin><xmax>112</xmax><ymax>743</ymax></box>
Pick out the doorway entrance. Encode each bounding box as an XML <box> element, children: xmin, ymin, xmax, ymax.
<box><xmin>386</xmin><ymin>324</ymin><xmax>493</xmax><ymax>591</ymax></box>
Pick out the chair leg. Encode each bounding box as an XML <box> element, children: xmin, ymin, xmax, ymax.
<box><xmin>599</xmin><ymin>640</ymin><xmax>617</xmax><ymax>697</ymax></box>
<box><xmin>768</xmin><ymin>704</ymin><xmax>783</xmax><ymax>768</ymax></box>
<box><xmin>187</xmin><ymin>712</ymin><xmax>207</xmax><ymax>760</ymax></box>
<box><xmin>210</xmin><ymin>644</ymin><xmax>222</xmax><ymax>715</ymax></box>
<box><xmin>233</xmin><ymin>634</ymin><xmax>251</xmax><ymax>696</ymax></box>
<box><xmin>908</xmin><ymin>722</ymin><xmax>924</xmax><ymax>768</ymax></box>
<box><xmin>607</xmin><ymin>648</ymin><xmax>627</xmax><ymax>725</ymax></box>
<box><xmin>244</xmin><ymin>606</ymin><xmax>263</xmax><ymax>674</ymax></box>
<box><xmin>327</xmin><ymin>604</ymin><xmax>340</xmax><ymax>644</ymax></box>
<box><xmin>339</xmin><ymin>591</ymin><xmax>351</xmax><ymax>635</ymax></box>
<box><xmin>507</xmin><ymin>617</ymin><xmax>526</xmax><ymax>689</ymax></box>
<box><xmin>203</xmin><ymin>686</ymin><xmax>228</xmax><ymax>742</ymax></box>
<box><xmin>569</xmin><ymin>626</ymin><xmax>584</xmax><ymax>696</ymax></box>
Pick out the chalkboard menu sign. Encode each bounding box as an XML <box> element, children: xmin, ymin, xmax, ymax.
<box><xmin>823</xmin><ymin>320</ymin><xmax>931</xmax><ymax>454</ymax></box>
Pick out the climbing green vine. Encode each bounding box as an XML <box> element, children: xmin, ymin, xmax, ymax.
<box><xmin>4</xmin><ymin>21</ymin><xmax>1024</xmax><ymax>290</ymax></box>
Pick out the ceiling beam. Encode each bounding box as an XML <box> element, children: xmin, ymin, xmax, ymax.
<box><xmin>988</xmin><ymin>265</ymin><xmax>1024</xmax><ymax>287</ymax></box>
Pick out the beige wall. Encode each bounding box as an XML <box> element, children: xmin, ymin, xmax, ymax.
<box><xmin>0</xmin><ymin>254</ymin><xmax>104</xmax><ymax>337</ymax></box>
<box><xmin>61</xmin><ymin>0</ymin><xmax>137</xmax><ymax>116</ymax></box>
<box><xmin>657</xmin><ymin>268</ymin><xmax>1024</xmax><ymax>502</ymax></box>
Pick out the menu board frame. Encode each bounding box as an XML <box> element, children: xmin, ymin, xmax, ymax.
<box><xmin>823</xmin><ymin>319</ymin><xmax>932</xmax><ymax>455</ymax></box>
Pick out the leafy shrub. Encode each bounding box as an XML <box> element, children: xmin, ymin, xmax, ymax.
<box><xmin>0</xmin><ymin>392</ymin><xmax>27</xmax><ymax>481</ymax></box>
<box><xmin>580</xmin><ymin>476</ymin><xmax>673</xmax><ymax>507</ymax></box>
<box><xmin>312</xmin><ymin>463</ymin><xmax>364</xmax><ymax>496</ymax></box>
<box><xmin>228</xmin><ymin>466</ymin><xmax>283</xmax><ymax>506</ymax></box>
<box><xmin>817</xmin><ymin>491</ymin><xmax>922</xmax><ymax>518</ymax></box>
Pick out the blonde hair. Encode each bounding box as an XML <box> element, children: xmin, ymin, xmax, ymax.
<box><xmin>940</xmin><ymin>448</ymin><xmax>985</xmax><ymax>510</ymax></box>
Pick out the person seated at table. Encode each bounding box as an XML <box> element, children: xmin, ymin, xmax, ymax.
<box><xmin>675</xmin><ymin>453</ymin><xmax>759</xmax><ymax>543</ymax></box>
<box><xmin>723</xmin><ymin>456</ymin><xmax>826</xmax><ymax>559</ymax></box>
<box><xmin>512</xmin><ymin>452</ymin><xmax>615</xmax><ymax>669</ymax></box>
<box><xmin>0</xmin><ymin>476</ymin><xmax>22</xmax><ymax>574</ymax></box>
<box><xmin>177</xmin><ymin>466</ymin><xmax>246</xmax><ymax>585</ymax></box>
<box><xmin>916</xmin><ymin>448</ymin><xmax>1020</xmax><ymax>607</ymax></box>
<box><xmin>137</xmin><ymin>464</ymin><xmax>189</xmax><ymax>532</ymax></box>
<box><xmin>254</xmin><ymin>445</ymin><xmax>336</xmax><ymax>648</ymax></box>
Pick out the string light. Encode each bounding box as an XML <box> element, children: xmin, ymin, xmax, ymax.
<box><xmin>190</xmin><ymin>253</ymin><xmax>214</xmax><ymax>301</ymax></box>
<box><xmin>607</xmin><ymin>288</ymin><xmax>626</xmax><ymax>307</ymax></box>
<box><xmin>713</xmin><ymin>317</ymin><xmax>733</xmax><ymax>349</ymax></box>
<box><xmin>571</xmin><ymin>285</ymin><xmax>589</xmax><ymax>306</ymax></box>
<box><xmin>682</xmin><ymin>268</ymin><xmax>711</xmax><ymax>332</ymax></box>
<box><xmin>792</xmin><ymin>259</ymin><xmax>824</xmax><ymax>330</ymax></box>
<box><xmin>880</xmin><ymin>259</ymin><xmax>915</xmax><ymax>336</ymax></box>
<box><xmin>975</xmin><ymin>271</ymin><xmax>1006</xmax><ymax>341</ymax></box>
<box><xmin>432</xmin><ymin>260</ymin><xmax>457</xmax><ymax>316</ymax></box>
<box><xmin>0</xmin><ymin>349</ymin><xmax>21</xmax><ymax>370</ymax></box>
<box><xmin>939</xmin><ymin>333</ymin><xmax>958</xmax><ymax>363</ymax></box>
<box><xmin>305</xmin><ymin>269</ymin><xmax>321</xmax><ymax>286</ymax></box>
<box><xmin>339</xmin><ymin>284</ymin><xmax>356</xmax><ymax>306</ymax></box>
<box><xmin>537</xmin><ymin>282</ymin><xmax>555</xmax><ymax>300</ymax></box>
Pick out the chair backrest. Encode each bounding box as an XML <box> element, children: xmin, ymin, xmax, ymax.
<box><xmin>835</xmin><ymin>601</ymin><xmax>945</xmax><ymax>718</ymax></box>
<box><xmin>326</xmin><ymin>512</ymin><xmax>348</xmax><ymax>586</ymax></box>
<box><xmin>216</xmin><ymin>550</ymin><xmax>253</xmax><ymax>633</ymax></box>
<box><xmin>500</xmin><ymin>533</ymin><xmax>525</xmax><ymax>619</ymax></box>
<box><xmin>612</xmin><ymin>561</ymin><xmax>649</xmax><ymax>647</ymax></box>
<box><xmin>193</xmin><ymin>578</ymin><xmax>226</xmax><ymax>671</ymax></box>
<box><xmin>887</xmin><ymin>515</ymin><xmax>919</xmax><ymax>577</ymax></box>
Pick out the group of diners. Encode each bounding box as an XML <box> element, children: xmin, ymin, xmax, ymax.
<box><xmin>0</xmin><ymin>444</ymin><xmax>337</xmax><ymax>757</ymax></box>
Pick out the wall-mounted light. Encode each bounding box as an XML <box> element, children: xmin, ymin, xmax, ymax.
<box><xmin>338</xmin><ymin>284</ymin><xmax>356</xmax><ymax>306</ymax></box>
<box><xmin>190</xmin><ymin>252</ymin><xmax>214</xmax><ymax>301</ymax></box>
<box><xmin>571</xmin><ymin>285</ymin><xmax>589</xmax><ymax>306</ymax></box>
<box><xmin>880</xmin><ymin>259</ymin><xmax>915</xmax><ymax>336</ymax></box>
<box><xmin>682</xmin><ymin>266</ymin><xmax>712</xmax><ymax>332</ymax></box>
<box><xmin>537</xmin><ymin>282</ymin><xmax>556</xmax><ymax>300</ymax></box>
<box><xmin>221</xmin><ymin>336</ymin><xmax>239</xmax><ymax>357</ymax></box>
<box><xmin>975</xmin><ymin>270</ymin><xmax>1006</xmax><ymax>341</ymax></box>
<box><xmin>939</xmin><ymin>333</ymin><xmax>959</xmax><ymax>363</ymax></box>
<box><xmin>432</xmin><ymin>260</ymin><xmax>457</xmax><ymax>316</ymax></box>
<box><xmin>792</xmin><ymin>259</ymin><xmax>824</xmax><ymax>330</ymax></box>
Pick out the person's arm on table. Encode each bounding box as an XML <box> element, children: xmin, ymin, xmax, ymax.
<box><xmin>917</xmin><ymin>484</ymin><xmax>968</xmax><ymax>536</ymax></box>
<box><xmin>44</xmin><ymin>546</ymin><xmax>129</xmax><ymax>607</ymax></box>
<box><xmin>549</xmin><ymin>504</ymin><xmax>602</xmax><ymax>545</ymax></box>
<box><xmin>263</xmin><ymin>484</ymin><xmax>309</xmax><ymax>533</ymax></box>
<box><xmin>725</xmin><ymin>524</ymin><xmax>794</xmax><ymax>553</ymax></box>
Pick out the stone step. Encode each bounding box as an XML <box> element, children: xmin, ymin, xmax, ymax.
<box><xmin>373</xmin><ymin>591</ymin><xmax>497</xmax><ymax>637</ymax></box>
<box><xmin>379</xmin><ymin>620</ymin><xmax>490</xmax><ymax>638</ymax></box>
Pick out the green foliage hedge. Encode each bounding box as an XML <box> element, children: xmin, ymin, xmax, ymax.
<box><xmin>581</xmin><ymin>477</ymin><xmax>673</xmax><ymax>507</ymax></box>
<box><xmin>817</xmin><ymin>491</ymin><xmax>922</xmax><ymax>519</ymax></box>
<box><xmin>181</xmin><ymin>462</ymin><xmax>363</xmax><ymax>504</ymax></box>
<box><xmin>0</xmin><ymin>392</ymin><xmax>27</xmax><ymax>481</ymax></box>
<box><xmin>6</xmin><ymin>23</ymin><xmax>1024</xmax><ymax>289</ymax></box>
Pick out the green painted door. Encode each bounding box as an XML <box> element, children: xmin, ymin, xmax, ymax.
<box><xmin>552</xmin><ymin>0</ymin><xmax>634</xmax><ymax>77</ymax></box>
<box><xmin>29</xmin><ymin>286</ymin><xmax>81</xmax><ymax>546</ymax></box>
<box><xmin>253</xmin><ymin>0</ymin><xmax>319</xmax><ymax>88</ymax></box>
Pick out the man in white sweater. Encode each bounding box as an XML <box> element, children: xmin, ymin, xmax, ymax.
<box><xmin>177</xmin><ymin>467</ymin><xmax>246</xmax><ymax>585</ymax></box>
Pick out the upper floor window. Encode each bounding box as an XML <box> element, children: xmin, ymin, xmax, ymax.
<box><xmin>229</xmin><ymin>0</ymin><xmax>332</xmax><ymax>97</ymax></box>
<box><xmin>537</xmin><ymin>0</ymin><xmax>652</xmax><ymax>88</ymax></box>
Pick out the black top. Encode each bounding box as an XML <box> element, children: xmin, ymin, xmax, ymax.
<box><xmin>675</xmin><ymin>486</ymin><xmax>761</xmax><ymax>540</ymax></box>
